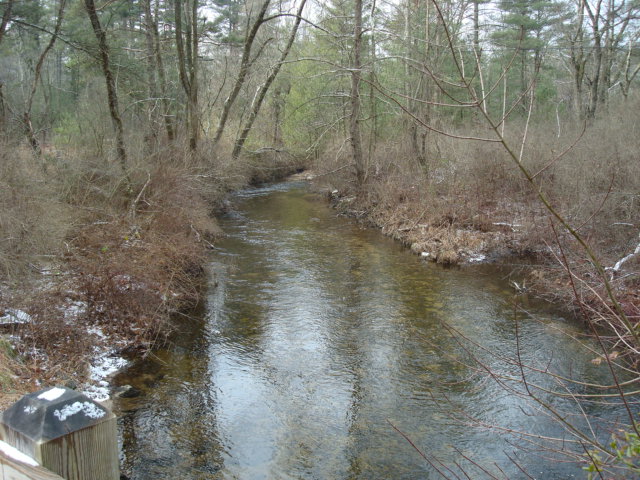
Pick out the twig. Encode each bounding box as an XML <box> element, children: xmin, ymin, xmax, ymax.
<box><xmin>386</xmin><ymin>419</ymin><xmax>451</xmax><ymax>478</ymax></box>
<box><xmin>129</xmin><ymin>172</ymin><xmax>151</xmax><ymax>220</ymax></box>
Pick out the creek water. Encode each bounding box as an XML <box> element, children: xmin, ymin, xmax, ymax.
<box><xmin>114</xmin><ymin>182</ymin><xmax>629</xmax><ymax>479</ymax></box>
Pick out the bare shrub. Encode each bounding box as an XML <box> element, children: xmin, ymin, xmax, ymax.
<box><xmin>0</xmin><ymin>142</ymin><xmax>73</xmax><ymax>279</ymax></box>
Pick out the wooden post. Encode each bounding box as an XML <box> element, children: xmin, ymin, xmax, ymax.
<box><xmin>0</xmin><ymin>387</ymin><xmax>119</xmax><ymax>480</ymax></box>
<box><xmin>1</xmin><ymin>441</ymin><xmax>65</xmax><ymax>479</ymax></box>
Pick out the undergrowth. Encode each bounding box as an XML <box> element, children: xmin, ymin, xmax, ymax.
<box><xmin>0</xmin><ymin>134</ymin><xmax>307</xmax><ymax>398</ymax></box>
<box><xmin>315</xmin><ymin>98</ymin><xmax>640</xmax><ymax>357</ymax></box>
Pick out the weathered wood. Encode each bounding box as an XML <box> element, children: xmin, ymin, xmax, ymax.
<box><xmin>1</xmin><ymin>388</ymin><xmax>119</xmax><ymax>480</ymax></box>
<box><xmin>1</xmin><ymin>442</ymin><xmax>64</xmax><ymax>480</ymax></box>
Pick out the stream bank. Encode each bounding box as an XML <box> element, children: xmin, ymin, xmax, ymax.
<box><xmin>0</xmin><ymin>154</ymin><xmax>307</xmax><ymax>411</ymax></box>
<box><xmin>310</xmin><ymin>169</ymin><xmax>639</xmax><ymax>366</ymax></box>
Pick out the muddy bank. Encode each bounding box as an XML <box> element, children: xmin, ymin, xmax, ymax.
<box><xmin>321</xmin><ymin>184</ymin><xmax>537</xmax><ymax>267</ymax></box>
<box><xmin>311</xmin><ymin>172</ymin><xmax>639</xmax><ymax>364</ymax></box>
<box><xmin>0</xmin><ymin>157</ymin><xmax>307</xmax><ymax>411</ymax></box>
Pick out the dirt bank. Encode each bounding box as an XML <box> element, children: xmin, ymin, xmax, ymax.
<box><xmin>0</xmin><ymin>153</ymin><xmax>307</xmax><ymax>410</ymax></box>
<box><xmin>310</xmin><ymin>171</ymin><xmax>639</xmax><ymax>364</ymax></box>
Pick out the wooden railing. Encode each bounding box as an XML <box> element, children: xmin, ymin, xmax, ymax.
<box><xmin>0</xmin><ymin>388</ymin><xmax>119</xmax><ymax>480</ymax></box>
<box><xmin>1</xmin><ymin>447</ymin><xmax>65</xmax><ymax>480</ymax></box>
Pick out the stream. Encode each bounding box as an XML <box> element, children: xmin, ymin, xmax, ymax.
<box><xmin>113</xmin><ymin>182</ymin><xmax>629</xmax><ymax>479</ymax></box>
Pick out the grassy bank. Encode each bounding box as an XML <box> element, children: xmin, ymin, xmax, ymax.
<box><xmin>0</xmin><ymin>139</ymin><xmax>305</xmax><ymax>409</ymax></box>
<box><xmin>311</xmin><ymin>101</ymin><xmax>640</xmax><ymax>361</ymax></box>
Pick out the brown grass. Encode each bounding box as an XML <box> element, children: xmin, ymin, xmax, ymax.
<box><xmin>314</xmin><ymin>96</ymin><xmax>640</xmax><ymax>361</ymax></box>
<box><xmin>317</xmin><ymin>96</ymin><xmax>639</xmax><ymax>267</ymax></box>
<box><xmin>0</xmin><ymin>120</ymin><xmax>308</xmax><ymax>407</ymax></box>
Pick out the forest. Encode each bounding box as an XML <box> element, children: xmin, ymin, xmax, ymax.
<box><xmin>0</xmin><ymin>0</ymin><xmax>639</xmax><ymax>476</ymax></box>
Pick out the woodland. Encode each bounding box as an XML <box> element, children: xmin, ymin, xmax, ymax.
<box><xmin>0</xmin><ymin>0</ymin><xmax>640</xmax><ymax>476</ymax></box>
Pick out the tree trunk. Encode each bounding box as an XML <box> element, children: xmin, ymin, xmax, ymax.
<box><xmin>0</xmin><ymin>83</ymin><xmax>5</xmax><ymax>134</ymax></box>
<box><xmin>143</xmin><ymin>0</ymin><xmax>159</xmax><ymax>150</ymax></box>
<box><xmin>231</xmin><ymin>0</ymin><xmax>307</xmax><ymax>159</ymax></box>
<box><xmin>24</xmin><ymin>0</ymin><xmax>66</xmax><ymax>157</ymax></box>
<box><xmin>189</xmin><ymin>0</ymin><xmax>198</xmax><ymax>151</ymax></box>
<box><xmin>473</xmin><ymin>1</ymin><xmax>480</xmax><ymax>57</ymax></box>
<box><xmin>584</xmin><ymin>0</ymin><xmax>603</xmax><ymax>119</ymax></box>
<box><xmin>272</xmin><ymin>85</ymin><xmax>284</xmax><ymax>146</ymax></box>
<box><xmin>0</xmin><ymin>0</ymin><xmax>14</xmax><ymax>135</ymax></box>
<box><xmin>350</xmin><ymin>0</ymin><xmax>365</xmax><ymax>186</ymax></box>
<box><xmin>174</xmin><ymin>0</ymin><xmax>199</xmax><ymax>150</ymax></box>
<box><xmin>84</xmin><ymin>0</ymin><xmax>128</xmax><ymax>173</ymax></box>
<box><xmin>153</xmin><ymin>0</ymin><xmax>175</xmax><ymax>142</ymax></box>
<box><xmin>212</xmin><ymin>0</ymin><xmax>271</xmax><ymax>146</ymax></box>
<box><xmin>0</xmin><ymin>0</ymin><xmax>13</xmax><ymax>46</ymax></box>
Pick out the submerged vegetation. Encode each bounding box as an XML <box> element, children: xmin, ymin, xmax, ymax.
<box><xmin>0</xmin><ymin>0</ymin><xmax>639</xmax><ymax>475</ymax></box>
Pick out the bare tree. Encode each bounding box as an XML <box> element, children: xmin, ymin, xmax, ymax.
<box><xmin>0</xmin><ymin>0</ymin><xmax>13</xmax><ymax>46</ymax></box>
<box><xmin>573</xmin><ymin>0</ymin><xmax>640</xmax><ymax>118</ymax></box>
<box><xmin>231</xmin><ymin>0</ymin><xmax>308</xmax><ymax>159</ymax></box>
<box><xmin>175</xmin><ymin>0</ymin><xmax>200</xmax><ymax>151</ymax></box>
<box><xmin>84</xmin><ymin>0</ymin><xmax>128</xmax><ymax>173</ymax></box>
<box><xmin>23</xmin><ymin>0</ymin><xmax>66</xmax><ymax>157</ymax></box>
<box><xmin>151</xmin><ymin>0</ymin><xmax>176</xmax><ymax>142</ymax></box>
<box><xmin>350</xmin><ymin>0</ymin><xmax>365</xmax><ymax>185</ymax></box>
<box><xmin>0</xmin><ymin>0</ymin><xmax>14</xmax><ymax>134</ymax></box>
<box><xmin>143</xmin><ymin>0</ymin><xmax>160</xmax><ymax>148</ymax></box>
<box><xmin>212</xmin><ymin>0</ymin><xmax>271</xmax><ymax>147</ymax></box>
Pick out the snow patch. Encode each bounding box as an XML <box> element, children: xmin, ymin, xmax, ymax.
<box><xmin>87</xmin><ymin>326</ymin><xmax>106</xmax><ymax>339</ymax></box>
<box><xmin>467</xmin><ymin>253</ymin><xmax>487</xmax><ymax>263</ymax></box>
<box><xmin>63</xmin><ymin>301</ymin><xmax>86</xmax><ymax>320</ymax></box>
<box><xmin>37</xmin><ymin>387</ymin><xmax>66</xmax><ymax>402</ymax></box>
<box><xmin>0</xmin><ymin>309</ymin><xmax>32</xmax><ymax>325</ymax></box>
<box><xmin>90</xmin><ymin>356</ymin><xmax>128</xmax><ymax>382</ymax></box>
<box><xmin>53</xmin><ymin>401</ymin><xmax>105</xmax><ymax>421</ymax></box>
<box><xmin>493</xmin><ymin>222</ymin><xmax>522</xmax><ymax>232</ymax></box>
<box><xmin>23</xmin><ymin>405</ymin><xmax>37</xmax><ymax>415</ymax></box>
<box><xmin>0</xmin><ymin>440</ymin><xmax>39</xmax><ymax>467</ymax></box>
<box><xmin>82</xmin><ymin>355</ymin><xmax>128</xmax><ymax>402</ymax></box>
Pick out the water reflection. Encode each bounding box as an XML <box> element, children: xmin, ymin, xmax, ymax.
<box><xmin>115</xmin><ymin>183</ymin><xmax>630</xmax><ymax>479</ymax></box>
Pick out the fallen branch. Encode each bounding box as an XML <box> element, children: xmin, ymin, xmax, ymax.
<box><xmin>129</xmin><ymin>172</ymin><xmax>151</xmax><ymax>220</ymax></box>
<box><xmin>608</xmin><ymin>233</ymin><xmax>640</xmax><ymax>277</ymax></box>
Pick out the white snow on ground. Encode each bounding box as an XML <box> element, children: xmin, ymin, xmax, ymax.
<box><xmin>0</xmin><ymin>309</ymin><xmax>32</xmax><ymax>325</ymax></box>
<box><xmin>82</xmin><ymin>355</ymin><xmax>128</xmax><ymax>402</ymax></box>
<box><xmin>467</xmin><ymin>253</ymin><xmax>487</xmax><ymax>263</ymax></box>
<box><xmin>87</xmin><ymin>326</ymin><xmax>106</xmax><ymax>338</ymax></box>
<box><xmin>63</xmin><ymin>301</ymin><xmax>86</xmax><ymax>320</ymax></box>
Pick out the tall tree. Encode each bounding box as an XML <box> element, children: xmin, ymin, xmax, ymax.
<box><xmin>212</xmin><ymin>0</ymin><xmax>271</xmax><ymax>146</ymax></box>
<box><xmin>84</xmin><ymin>0</ymin><xmax>128</xmax><ymax>173</ymax></box>
<box><xmin>151</xmin><ymin>0</ymin><xmax>176</xmax><ymax>142</ymax></box>
<box><xmin>492</xmin><ymin>0</ymin><xmax>564</xmax><ymax>107</ymax></box>
<box><xmin>350</xmin><ymin>0</ymin><xmax>364</xmax><ymax>185</ymax></box>
<box><xmin>23</xmin><ymin>0</ymin><xmax>66</xmax><ymax>156</ymax></box>
<box><xmin>0</xmin><ymin>0</ymin><xmax>13</xmax><ymax>45</ymax></box>
<box><xmin>0</xmin><ymin>0</ymin><xmax>15</xmax><ymax>133</ymax></box>
<box><xmin>231</xmin><ymin>0</ymin><xmax>308</xmax><ymax>159</ymax></box>
<box><xmin>175</xmin><ymin>0</ymin><xmax>200</xmax><ymax>151</ymax></box>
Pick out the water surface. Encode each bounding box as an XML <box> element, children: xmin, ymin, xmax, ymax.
<box><xmin>115</xmin><ymin>183</ymin><xmax>629</xmax><ymax>479</ymax></box>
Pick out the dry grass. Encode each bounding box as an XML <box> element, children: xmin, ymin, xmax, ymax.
<box><xmin>0</xmin><ymin>335</ymin><xmax>31</xmax><ymax>410</ymax></box>
<box><xmin>0</xmin><ymin>119</ymin><xmax>308</xmax><ymax>406</ymax></box>
<box><xmin>0</xmin><ymin>144</ymin><xmax>74</xmax><ymax>280</ymax></box>
<box><xmin>314</xmin><ymin>96</ymin><xmax>640</xmax><ymax>362</ymax></box>
<box><xmin>316</xmin><ymin>96</ymin><xmax>640</xmax><ymax>267</ymax></box>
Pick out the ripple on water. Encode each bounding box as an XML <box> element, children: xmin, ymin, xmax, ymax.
<box><xmin>115</xmin><ymin>183</ymin><xmax>632</xmax><ymax>480</ymax></box>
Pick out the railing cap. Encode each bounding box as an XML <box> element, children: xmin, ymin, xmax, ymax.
<box><xmin>1</xmin><ymin>387</ymin><xmax>114</xmax><ymax>443</ymax></box>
